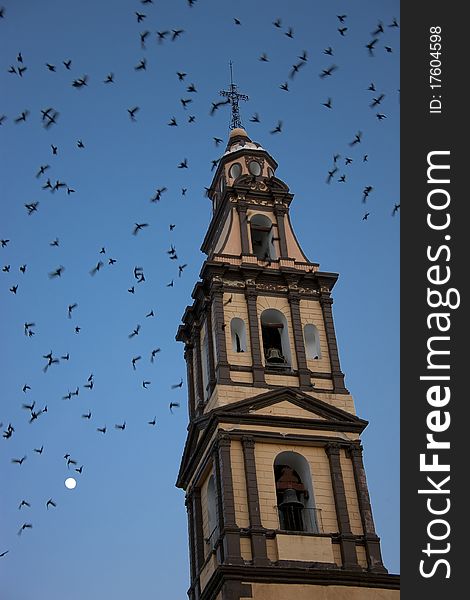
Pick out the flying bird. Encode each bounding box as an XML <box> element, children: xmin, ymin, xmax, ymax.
<box><xmin>270</xmin><ymin>120</ymin><xmax>283</xmax><ymax>134</ymax></box>
<box><xmin>169</xmin><ymin>402</ymin><xmax>180</xmax><ymax>414</ymax></box>
<box><xmin>171</xmin><ymin>378</ymin><xmax>183</xmax><ymax>389</ymax></box>
<box><xmin>128</xmin><ymin>106</ymin><xmax>140</xmax><ymax>120</ymax></box>
<box><xmin>349</xmin><ymin>131</ymin><xmax>363</xmax><ymax>146</ymax></box>
<box><xmin>133</xmin><ymin>223</ymin><xmax>149</xmax><ymax>235</ymax></box>
<box><xmin>18</xmin><ymin>523</ymin><xmax>32</xmax><ymax>536</ymax></box>
<box><xmin>319</xmin><ymin>65</ymin><xmax>337</xmax><ymax>78</ymax></box>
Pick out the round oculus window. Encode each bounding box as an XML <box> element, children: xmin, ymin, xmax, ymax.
<box><xmin>229</xmin><ymin>162</ymin><xmax>242</xmax><ymax>179</ymax></box>
<box><xmin>248</xmin><ymin>161</ymin><xmax>262</xmax><ymax>176</ymax></box>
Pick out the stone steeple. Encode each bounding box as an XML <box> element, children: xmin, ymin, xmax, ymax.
<box><xmin>176</xmin><ymin>127</ymin><xmax>400</xmax><ymax>600</ymax></box>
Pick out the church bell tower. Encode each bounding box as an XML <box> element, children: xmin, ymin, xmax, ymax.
<box><xmin>175</xmin><ymin>123</ymin><xmax>400</xmax><ymax>599</ymax></box>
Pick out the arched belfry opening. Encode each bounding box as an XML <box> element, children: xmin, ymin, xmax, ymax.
<box><xmin>274</xmin><ymin>451</ymin><xmax>319</xmax><ymax>533</ymax></box>
<box><xmin>249</xmin><ymin>214</ymin><xmax>276</xmax><ymax>261</ymax></box>
<box><xmin>260</xmin><ymin>308</ymin><xmax>291</xmax><ymax>368</ymax></box>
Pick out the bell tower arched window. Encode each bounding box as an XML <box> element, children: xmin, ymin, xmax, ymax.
<box><xmin>274</xmin><ymin>451</ymin><xmax>319</xmax><ymax>533</ymax></box>
<box><xmin>304</xmin><ymin>324</ymin><xmax>321</xmax><ymax>360</ymax></box>
<box><xmin>260</xmin><ymin>309</ymin><xmax>291</xmax><ymax>367</ymax></box>
<box><xmin>230</xmin><ymin>317</ymin><xmax>247</xmax><ymax>353</ymax></box>
<box><xmin>250</xmin><ymin>214</ymin><xmax>276</xmax><ymax>260</ymax></box>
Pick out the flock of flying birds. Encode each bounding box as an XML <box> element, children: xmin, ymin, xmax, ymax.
<box><xmin>1</xmin><ymin>2</ymin><xmax>399</xmax><ymax>563</ymax></box>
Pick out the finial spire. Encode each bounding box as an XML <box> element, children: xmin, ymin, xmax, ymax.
<box><xmin>219</xmin><ymin>61</ymin><xmax>249</xmax><ymax>130</ymax></box>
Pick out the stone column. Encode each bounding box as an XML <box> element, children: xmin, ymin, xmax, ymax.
<box><xmin>241</xmin><ymin>436</ymin><xmax>269</xmax><ymax>565</ymax></box>
<box><xmin>185</xmin><ymin>492</ymin><xmax>197</xmax><ymax>584</ymax></box>
<box><xmin>325</xmin><ymin>443</ymin><xmax>360</xmax><ymax>570</ymax></box>
<box><xmin>320</xmin><ymin>294</ymin><xmax>347</xmax><ymax>393</ymax></box>
<box><xmin>237</xmin><ymin>202</ymin><xmax>250</xmax><ymax>255</ymax></box>
<box><xmin>184</xmin><ymin>344</ymin><xmax>196</xmax><ymax>420</ymax></box>
<box><xmin>211</xmin><ymin>288</ymin><xmax>232</xmax><ymax>384</ymax></box>
<box><xmin>205</xmin><ymin>304</ymin><xmax>217</xmax><ymax>394</ymax></box>
<box><xmin>245</xmin><ymin>286</ymin><xmax>266</xmax><ymax>386</ymax></box>
<box><xmin>192</xmin><ymin>488</ymin><xmax>206</xmax><ymax>575</ymax></box>
<box><xmin>348</xmin><ymin>444</ymin><xmax>388</xmax><ymax>573</ymax></box>
<box><xmin>288</xmin><ymin>292</ymin><xmax>312</xmax><ymax>388</ymax></box>
<box><xmin>192</xmin><ymin>324</ymin><xmax>205</xmax><ymax>413</ymax></box>
<box><xmin>214</xmin><ymin>434</ymin><xmax>242</xmax><ymax>565</ymax></box>
<box><xmin>274</xmin><ymin>205</ymin><xmax>289</xmax><ymax>258</ymax></box>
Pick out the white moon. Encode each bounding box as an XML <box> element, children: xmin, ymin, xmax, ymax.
<box><xmin>64</xmin><ymin>477</ymin><xmax>77</xmax><ymax>489</ymax></box>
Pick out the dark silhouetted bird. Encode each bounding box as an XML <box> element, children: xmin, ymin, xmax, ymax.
<box><xmin>178</xmin><ymin>158</ymin><xmax>188</xmax><ymax>168</ymax></box>
<box><xmin>18</xmin><ymin>523</ymin><xmax>32</xmax><ymax>535</ymax></box>
<box><xmin>209</xmin><ymin>98</ymin><xmax>230</xmax><ymax>115</ymax></box>
<box><xmin>135</xmin><ymin>58</ymin><xmax>146</xmax><ymax>71</ymax></box>
<box><xmin>148</xmin><ymin>417</ymin><xmax>156</xmax><ymax>426</ymax></box>
<box><xmin>128</xmin><ymin>106</ymin><xmax>139</xmax><ymax>120</ymax></box>
<box><xmin>320</xmin><ymin>65</ymin><xmax>337</xmax><ymax>78</ymax></box>
<box><xmin>363</xmin><ymin>212</ymin><xmax>370</xmax><ymax>221</ymax></box>
<box><xmin>49</xmin><ymin>265</ymin><xmax>64</xmax><ymax>278</ymax></box>
<box><xmin>366</xmin><ymin>38</ymin><xmax>378</xmax><ymax>55</ymax></box>
<box><xmin>133</xmin><ymin>223</ymin><xmax>149</xmax><ymax>235</ymax></box>
<box><xmin>171</xmin><ymin>378</ymin><xmax>183</xmax><ymax>389</ymax></box>
<box><xmin>270</xmin><ymin>120</ymin><xmax>283</xmax><ymax>134</ymax></box>
<box><xmin>392</xmin><ymin>203</ymin><xmax>400</xmax><ymax>216</ymax></box>
<box><xmin>349</xmin><ymin>131</ymin><xmax>363</xmax><ymax>146</ymax></box>
<box><xmin>323</xmin><ymin>98</ymin><xmax>332</xmax><ymax>109</ymax></box>
<box><xmin>104</xmin><ymin>73</ymin><xmax>114</xmax><ymax>83</ymax></box>
<box><xmin>372</xmin><ymin>21</ymin><xmax>384</xmax><ymax>36</ymax></box>
<box><xmin>115</xmin><ymin>422</ymin><xmax>126</xmax><ymax>430</ymax></box>
<box><xmin>338</xmin><ymin>27</ymin><xmax>347</xmax><ymax>36</ymax></box>
<box><xmin>169</xmin><ymin>402</ymin><xmax>180</xmax><ymax>414</ymax></box>
<box><xmin>97</xmin><ymin>426</ymin><xmax>106</xmax><ymax>434</ymax></box>
<box><xmin>326</xmin><ymin>166</ymin><xmax>338</xmax><ymax>184</ymax></box>
<box><xmin>172</xmin><ymin>29</ymin><xmax>184</xmax><ymax>40</ymax></box>
<box><xmin>370</xmin><ymin>94</ymin><xmax>385</xmax><ymax>107</ymax></box>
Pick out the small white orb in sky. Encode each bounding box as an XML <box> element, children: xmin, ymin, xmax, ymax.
<box><xmin>65</xmin><ymin>477</ymin><xmax>77</xmax><ymax>490</ymax></box>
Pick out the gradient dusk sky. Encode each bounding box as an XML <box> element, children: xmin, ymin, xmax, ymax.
<box><xmin>0</xmin><ymin>1</ymin><xmax>400</xmax><ymax>598</ymax></box>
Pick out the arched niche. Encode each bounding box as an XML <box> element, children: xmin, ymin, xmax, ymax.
<box><xmin>249</xmin><ymin>213</ymin><xmax>276</xmax><ymax>260</ymax></box>
<box><xmin>304</xmin><ymin>323</ymin><xmax>322</xmax><ymax>360</ymax></box>
<box><xmin>274</xmin><ymin>451</ymin><xmax>319</xmax><ymax>533</ymax></box>
<box><xmin>230</xmin><ymin>317</ymin><xmax>247</xmax><ymax>353</ymax></box>
<box><xmin>260</xmin><ymin>308</ymin><xmax>291</xmax><ymax>367</ymax></box>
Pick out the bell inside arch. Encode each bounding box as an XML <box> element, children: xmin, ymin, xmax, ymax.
<box><xmin>279</xmin><ymin>488</ymin><xmax>304</xmax><ymax>509</ymax></box>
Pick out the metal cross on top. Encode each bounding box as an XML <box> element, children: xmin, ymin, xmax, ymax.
<box><xmin>220</xmin><ymin>61</ymin><xmax>249</xmax><ymax>130</ymax></box>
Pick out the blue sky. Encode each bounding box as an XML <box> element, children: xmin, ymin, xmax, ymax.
<box><xmin>0</xmin><ymin>1</ymin><xmax>400</xmax><ymax>598</ymax></box>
